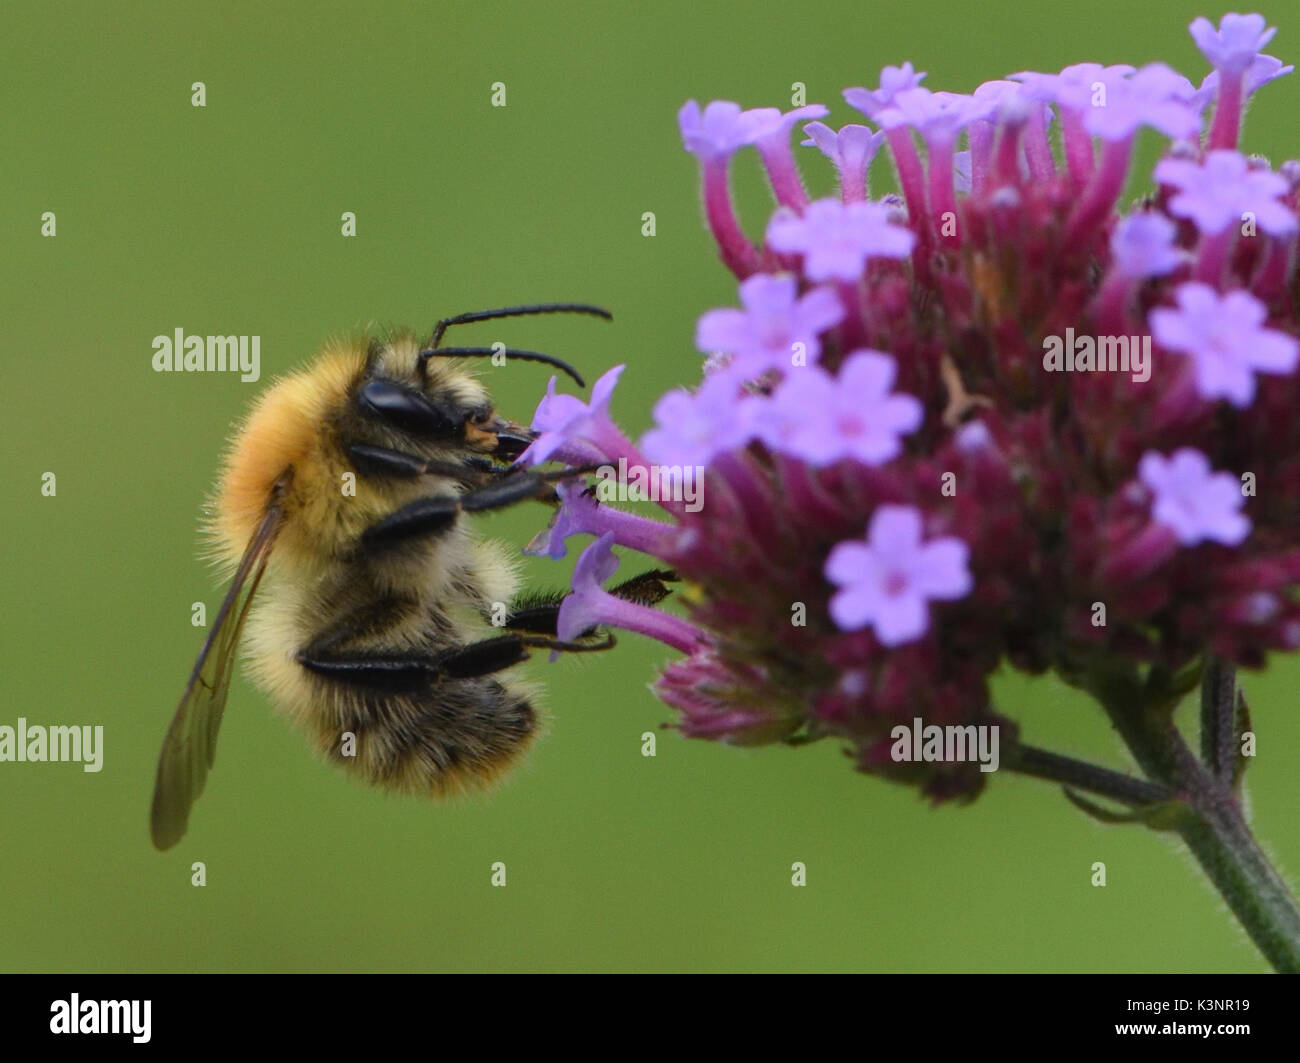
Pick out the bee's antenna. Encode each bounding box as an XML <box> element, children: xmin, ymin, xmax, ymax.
<box><xmin>429</xmin><ymin>303</ymin><xmax>612</xmax><ymax>350</ymax></box>
<box><xmin>420</xmin><ymin>346</ymin><xmax>587</xmax><ymax>388</ymax></box>
<box><xmin>420</xmin><ymin>303</ymin><xmax>610</xmax><ymax>388</ymax></box>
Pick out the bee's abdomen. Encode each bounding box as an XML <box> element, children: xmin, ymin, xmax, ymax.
<box><xmin>314</xmin><ymin>677</ymin><xmax>539</xmax><ymax>795</ymax></box>
<box><xmin>245</xmin><ymin>573</ymin><xmax>540</xmax><ymax>796</ymax></box>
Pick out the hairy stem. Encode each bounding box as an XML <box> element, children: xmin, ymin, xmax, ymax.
<box><xmin>1200</xmin><ymin>656</ymin><xmax>1236</xmax><ymax>784</ymax></box>
<box><xmin>1086</xmin><ymin>660</ymin><xmax>1300</xmax><ymax>973</ymax></box>
<box><xmin>1003</xmin><ymin>742</ymin><xmax>1170</xmax><ymax>807</ymax></box>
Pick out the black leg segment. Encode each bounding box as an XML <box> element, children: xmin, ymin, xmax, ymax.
<box><xmin>360</xmin><ymin>466</ymin><xmax>598</xmax><ymax>553</ymax></box>
<box><xmin>297</xmin><ymin>631</ymin><xmax>616</xmax><ymax>690</ymax></box>
<box><xmin>347</xmin><ymin>443</ymin><xmax>494</xmax><ymax>484</ymax></box>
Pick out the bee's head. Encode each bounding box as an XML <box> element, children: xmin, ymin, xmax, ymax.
<box><xmin>356</xmin><ymin>335</ymin><xmax>534</xmax><ymax>461</ymax></box>
<box><xmin>353</xmin><ymin>305</ymin><xmax>608</xmax><ymax>462</ymax></box>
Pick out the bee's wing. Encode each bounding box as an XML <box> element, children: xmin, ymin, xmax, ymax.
<box><xmin>150</xmin><ymin>503</ymin><xmax>283</xmax><ymax>850</ymax></box>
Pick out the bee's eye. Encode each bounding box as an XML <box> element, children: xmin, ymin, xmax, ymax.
<box><xmin>358</xmin><ymin>379</ymin><xmax>461</xmax><ymax>438</ymax></box>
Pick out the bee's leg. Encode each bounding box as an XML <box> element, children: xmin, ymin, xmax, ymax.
<box><xmin>296</xmin><ymin>632</ymin><xmax>615</xmax><ymax>691</ymax></box>
<box><xmin>360</xmin><ymin>465</ymin><xmax>597</xmax><ymax>552</ymax></box>
<box><xmin>497</xmin><ymin>570</ymin><xmax>679</xmax><ymax>635</ymax></box>
<box><xmin>432</xmin><ymin>632</ymin><xmax>617</xmax><ymax>679</ymax></box>
<box><xmin>497</xmin><ymin>590</ymin><xmax>568</xmax><ymax>634</ymax></box>
<box><xmin>608</xmin><ymin>569</ymin><xmax>679</xmax><ymax>606</ymax></box>
<box><xmin>296</xmin><ymin>650</ymin><xmax>451</xmax><ymax>694</ymax></box>
<box><xmin>345</xmin><ymin>443</ymin><xmax>496</xmax><ymax>485</ymax></box>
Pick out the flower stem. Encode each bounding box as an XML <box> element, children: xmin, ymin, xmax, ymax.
<box><xmin>1003</xmin><ymin>742</ymin><xmax>1170</xmax><ymax>807</ymax></box>
<box><xmin>1199</xmin><ymin>655</ymin><xmax>1235</xmax><ymax>784</ymax></box>
<box><xmin>1085</xmin><ymin>661</ymin><xmax>1300</xmax><ymax>973</ymax></box>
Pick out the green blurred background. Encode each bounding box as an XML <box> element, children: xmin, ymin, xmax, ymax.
<box><xmin>3</xmin><ymin>0</ymin><xmax>1299</xmax><ymax>972</ymax></box>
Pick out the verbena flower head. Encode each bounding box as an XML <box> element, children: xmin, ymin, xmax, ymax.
<box><xmin>524</xmin><ymin>12</ymin><xmax>1300</xmax><ymax>803</ymax></box>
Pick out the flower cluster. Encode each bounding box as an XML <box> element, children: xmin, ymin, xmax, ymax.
<box><xmin>523</xmin><ymin>13</ymin><xmax>1300</xmax><ymax>802</ymax></box>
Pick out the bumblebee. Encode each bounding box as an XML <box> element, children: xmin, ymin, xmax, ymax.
<box><xmin>150</xmin><ymin>304</ymin><xmax>670</xmax><ymax>850</ymax></box>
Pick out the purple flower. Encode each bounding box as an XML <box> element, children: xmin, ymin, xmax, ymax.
<box><xmin>756</xmin><ymin>350</ymin><xmax>923</xmax><ymax>466</ymax></box>
<box><xmin>802</xmin><ymin>122</ymin><xmax>885</xmax><ymax>201</ymax></box>
<box><xmin>824</xmin><ymin>505</ymin><xmax>972</xmax><ymax>646</ymax></box>
<box><xmin>556</xmin><ymin>532</ymin><xmax>622</xmax><ymax>639</ymax></box>
<box><xmin>1011</xmin><ymin>63</ymin><xmax>1136</xmax><ymax>107</ymax></box>
<box><xmin>508</xmin><ymin>17</ymin><xmax>1300</xmax><ymax>965</ymax></box>
<box><xmin>1150</xmin><ymin>282</ymin><xmax>1300</xmax><ymax>406</ymax></box>
<box><xmin>1198</xmin><ymin>54</ymin><xmax>1295</xmax><ymax>103</ymax></box>
<box><xmin>520</xmin><ymin>364</ymin><xmax>625</xmax><ymax>465</ymax></box>
<box><xmin>557</xmin><ymin>533</ymin><xmax>702</xmax><ymax>653</ymax></box>
<box><xmin>972</xmin><ymin>78</ymin><xmax>1042</xmax><ymax>125</ymax></box>
<box><xmin>843</xmin><ymin>63</ymin><xmax>927</xmax><ymax>120</ymax></box>
<box><xmin>1190</xmin><ymin>13</ymin><xmax>1278</xmax><ymax>74</ymax></box>
<box><xmin>1110</xmin><ymin>211</ymin><xmax>1185</xmax><ymax>278</ymax></box>
<box><xmin>758</xmin><ymin>103</ymin><xmax>829</xmax><ymax>142</ymax></box>
<box><xmin>873</xmin><ymin>87</ymin><xmax>992</xmax><ymax>144</ymax></box>
<box><xmin>766</xmin><ymin>199</ymin><xmax>915</xmax><ymax>282</ymax></box>
<box><xmin>1081</xmin><ymin>62</ymin><xmax>1200</xmax><ymax>141</ymax></box>
<box><xmin>1155</xmin><ymin>150</ymin><xmax>1298</xmax><ymax>236</ymax></box>
<box><xmin>695</xmin><ymin>273</ymin><xmax>843</xmax><ymax>373</ymax></box>
<box><xmin>802</xmin><ymin>122</ymin><xmax>884</xmax><ymax>169</ymax></box>
<box><xmin>754</xmin><ymin>104</ymin><xmax>830</xmax><ymax>209</ymax></box>
<box><xmin>640</xmin><ymin>371</ymin><xmax>757</xmax><ymax>468</ymax></box>
<box><xmin>1138</xmin><ymin>448</ymin><xmax>1251</xmax><ymax>546</ymax></box>
<box><xmin>527</xmin><ymin>480</ymin><xmax>683</xmax><ymax>562</ymax></box>
<box><xmin>678</xmin><ymin>100</ymin><xmax>780</xmax><ymax>160</ymax></box>
<box><xmin>524</xmin><ymin>481</ymin><xmax>598</xmax><ymax>560</ymax></box>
